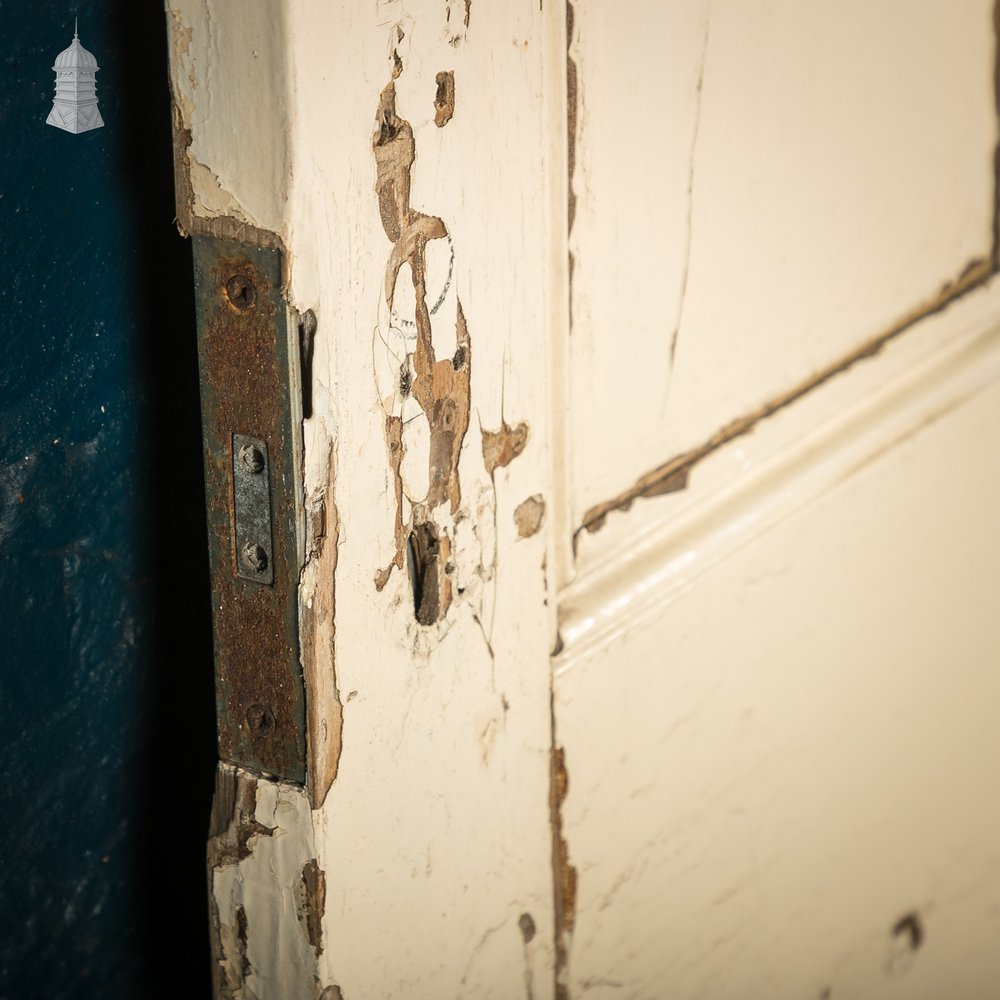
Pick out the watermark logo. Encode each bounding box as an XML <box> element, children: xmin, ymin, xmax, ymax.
<box><xmin>46</xmin><ymin>19</ymin><xmax>104</xmax><ymax>134</ymax></box>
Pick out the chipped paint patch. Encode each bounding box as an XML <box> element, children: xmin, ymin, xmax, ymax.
<box><xmin>514</xmin><ymin>494</ymin><xmax>546</xmax><ymax>538</ymax></box>
<box><xmin>187</xmin><ymin>155</ymin><xmax>259</xmax><ymax>223</ymax></box>
<box><xmin>578</xmin><ymin>256</ymin><xmax>993</xmax><ymax>541</ymax></box>
<box><xmin>300</xmin><ymin>443</ymin><xmax>343</xmax><ymax>808</ymax></box>
<box><xmin>435</xmin><ymin>70</ymin><xmax>456</xmax><ymax>127</ymax></box>
<box><xmin>209</xmin><ymin>765</ymin><xmax>319</xmax><ymax>998</ymax></box>
<box><xmin>295</xmin><ymin>859</ymin><xmax>327</xmax><ymax>958</ymax></box>
<box><xmin>371</xmin><ymin>61</ymin><xmax>472</xmax><ymax>624</ymax></box>
<box><xmin>550</xmin><ymin>745</ymin><xmax>577</xmax><ymax>1000</ymax></box>
<box><xmin>165</xmin><ymin>1</ymin><xmax>290</xmax><ymax>246</ymax></box>
<box><xmin>216</xmin><ymin>905</ymin><xmax>251</xmax><ymax>998</ymax></box>
<box><xmin>565</xmin><ymin>1</ymin><xmax>578</xmax><ymax>238</ymax></box>
<box><xmin>170</xmin><ymin>122</ymin><xmax>286</xmax><ymax>251</ymax></box>
<box><xmin>445</xmin><ymin>0</ymin><xmax>472</xmax><ymax>46</ymax></box>
<box><xmin>482</xmin><ymin>420</ymin><xmax>529</xmax><ymax>477</ymax></box>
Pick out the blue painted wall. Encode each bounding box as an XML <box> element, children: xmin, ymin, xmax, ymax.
<box><xmin>0</xmin><ymin>2</ymin><xmax>216</xmax><ymax>997</ymax></box>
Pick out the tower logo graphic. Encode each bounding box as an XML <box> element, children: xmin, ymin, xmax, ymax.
<box><xmin>46</xmin><ymin>20</ymin><xmax>104</xmax><ymax>134</ymax></box>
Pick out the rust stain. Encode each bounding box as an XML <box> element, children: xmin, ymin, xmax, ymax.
<box><xmin>514</xmin><ymin>494</ymin><xmax>546</xmax><ymax>538</ymax></box>
<box><xmin>295</xmin><ymin>859</ymin><xmax>327</xmax><ymax>958</ymax></box>
<box><xmin>193</xmin><ymin>239</ymin><xmax>305</xmax><ymax>780</ymax></box>
<box><xmin>372</xmin><ymin>70</ymin><xmax>472</xmax><ymax>622</ymax></box>
<box><xmin>577</xmin><ymin>256</ymin><xmax>993</xmax><ymax>544</ymax></box>
<box><xmin>435</xmin><ymin>71</ymin><xmax>456</xmax><ymax>127</ymax></box>
<box><xmin>482</xmin><ymin>420</ymin><xmax>528</xmax><ymax>477</ymax></box>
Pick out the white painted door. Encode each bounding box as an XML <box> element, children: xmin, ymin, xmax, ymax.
<box><xmin>166</xmin><ymin>2</ymin><xmax>1000</xmax><ymax>997</ymax></box>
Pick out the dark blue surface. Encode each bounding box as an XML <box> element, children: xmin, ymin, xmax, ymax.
<box><xmin>0</xmin><ymin>3</ymin><xmax>216</xmax><ymax>997</ymax></box>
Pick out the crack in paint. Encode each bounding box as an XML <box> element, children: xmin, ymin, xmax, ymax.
<box><xmin>663</xmin><ymin>4</ymin><xmax>711</xmax><ymax>415</ymax></box>
<box><xmin>577</xmin><ymin>255</ymin><xmax>993</xmax><ymax>542</ymax></box>
<box><xmin>577</xmin><ymin>0</ymin><xmax>1000</xmax><ymax>544</ymax></box>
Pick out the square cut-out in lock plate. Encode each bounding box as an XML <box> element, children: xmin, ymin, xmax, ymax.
<box><xmin>233</xmin><ymin>434</ymin><xmax>273</xmax><ymax>585</ymax></box>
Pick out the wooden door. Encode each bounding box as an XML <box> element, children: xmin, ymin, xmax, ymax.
<box><xmin>166</xmin><ymin>2</ymin><xmax>1000</xmax><ymax>997</ymax></box>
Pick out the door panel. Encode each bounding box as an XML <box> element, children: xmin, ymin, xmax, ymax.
<box><xmin>555</xmin><ymin>353</ymin><xmax>1000</xmax><ymax>998</ymax></box>
<box><xmin>567</xmin><ymin>0</ymin><xmax>997</xmax><ymax>529</ymax></box>
<box><xmin>165</xmin><ymin>2</ymin><xmax>1000</xmax><ymax>997</ymax></box>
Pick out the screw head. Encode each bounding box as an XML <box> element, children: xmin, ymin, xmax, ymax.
<box><xmin>239</xmin><ymin>443</ymin><xmax>265</xmax><ymax>474</ymax></box>
<box><xmin>242</xmin><ymin>541</ymin><xmax>268</xmax><ymax>572</ymax></box>
<box><xmin>226</xmin><ymin>274</ymin><xmax>256</xmax><ymax>311</ymax></box>
<box><xmin>246</xmin><ymin>704</ymin><xmax>276</xmax><ymax>736</ymax></box>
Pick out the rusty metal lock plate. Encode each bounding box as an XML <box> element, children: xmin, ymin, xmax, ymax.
<box><xmin>192</xmin><ymin>235</ymin><xmax>305</xmax><ymax>783</ymax></box>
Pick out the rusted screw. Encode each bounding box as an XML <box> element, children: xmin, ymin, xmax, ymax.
<box><xmin>239</xmin><ymin>443</ymin><xmax>265</xmax><ymax>474</ymax></box>
<box><xmin>246</xmin><ymin>704</ymin><xmax>276</xmax><ymax>736</ymax></box>
<box><xmin>226</xmin><ymin>273</ymin><xmax>256</xmax><ymax>311</ymax></box>
<box><xmin>242</xmin><ymin>541</ymin><xmax>268</xmax><ymax>572</ymax></box>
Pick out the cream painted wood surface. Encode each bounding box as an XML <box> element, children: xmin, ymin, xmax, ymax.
<box><xmin>168</xmin><ymin>1</ymin><xmax>561</xmax><ymax>997</ymax></box>
<box><xmin>165</xmin><ymin>2</ymin><xmax>1000</xmax><ymax>998</ymax></box>
<box><xmin>565</xmin><ymin>0</ymin><xmax>997</xmax><ymax>541</ymax></box>
<box><xmin>556</xmin><ymin>301</ymin><xmax>1000</xmax><ymax>998</ymax></box>
<box><xmin>555</xmin><ymin>3</ymin><xmax>1000</xmax><ymax>996</ymax></box>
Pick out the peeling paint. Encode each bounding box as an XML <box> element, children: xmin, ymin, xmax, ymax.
<box><xmin>435</xmin><ymin>70</ymin><xmax>456</xmax><ymax>127</ymax></box>
<box><xmin>887</xmin><ymin>911</ymin><xmax>924</xmax><ymax>976</ymax></box>
<box><xmin>295</xmin><ymin>859</ymin><xmax>327</xmax><ymax>958</ymax></box>
<box><xmin>445</xmin><ymin>0</ymin><xmax>472</xmax><ymax>46</ymax></box>
<box><xmin>209</xmin><ymin>765</ymin><xmax>318</xmax><ymax>999</ymax></box>
<box><xmin>371</xmin><ymin>67</ymin><xmax>472</xmax><ymax>625</ymax></box>
<box><xmin>207</xmin><ymin>751</ymin><xmax>276</xmax><ymax>874</ymax></box>
<box><xmin>566</xmin><ymin>0</ymin><xmax>578</xmax><ymax>339</ymax></box>
<box><xmin>482</xmin><ymin>420</ymin><xmax>528</xmax><ymax>477</ymax></box>
<box><xmin>188</xmin><ymin>155</ymin><xmax>259</xmax><ymax>224</ymax></box>
<box><xmin>578</xmin><ymin>255</ymin><xmax>993</xmax><ymax>542</ymax></box>
<box><xmin>565</xmin><ymin>1</ymin><xmax>578</xmax><ymax>237</ymax></box>
<box><xmin>514</xmin><ymin>494</ymin><xmax>546</xmax><ymax>538</ymax></box>
<box><xmin>300</xmin><ymin>446</ymin><xmax>343</xmax><ymax>809</ymax></box>
<box><xmin>407</xmin><ymin>519</ymin><xmax>451</xmax><ymax>625</ymax></box>
<box><xmin>993</xmin><ymin>0</ymin><xmax>1000</xmax><ymax>269</ymax></box>
<box><xmin>550</xmin><ymin>744</ymin><xmax>577</xmax><ymax>1000</ymax></box>
<box><xmin>170</xmin><ymin>121</ymin><xmax>285</xmax><ymax>252</ymax></box>
<box><xmin>217</xmin><ymin>904</ymin><xmax>251</xmax><ymax>998</ymax></box>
